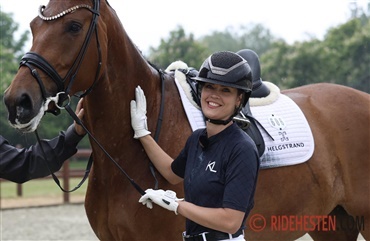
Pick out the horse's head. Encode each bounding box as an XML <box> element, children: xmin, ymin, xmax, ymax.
<box><xmin>4</xmin><ymin>0</ymin><xmax>105</xmax><ymax>132</ymax></box>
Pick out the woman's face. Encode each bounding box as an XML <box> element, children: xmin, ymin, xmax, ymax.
<box><xmin>200</xmin><ymin>83</ymin><xmax>242</xmax><ymax>121</ymax></box>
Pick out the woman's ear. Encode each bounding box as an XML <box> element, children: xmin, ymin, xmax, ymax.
<box><xmin>236</xmin><ymin>93</ymin><xmax>243</xmax><ymax>108</ymax></box>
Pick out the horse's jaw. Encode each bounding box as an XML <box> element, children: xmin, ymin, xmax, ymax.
<box><xmin>9</xmin><ymin>98</ymin><xmax>52</xmax><ymax>133</ymax></box>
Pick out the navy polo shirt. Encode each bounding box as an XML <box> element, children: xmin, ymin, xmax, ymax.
<box><xmin>171</xmin><ymin>122</ymin><xmax>260</xmax><ymax>235</ymax></box>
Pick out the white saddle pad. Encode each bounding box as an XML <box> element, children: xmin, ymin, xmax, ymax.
<box><xmin>169</xmin><ymin>65</ymin><xmax>314</xmax><ymax>169</ymax></box>
<box><xmin>250</xmin><ymin>93</ymin><xmax>314</xmax><ymax>168</ymax></box>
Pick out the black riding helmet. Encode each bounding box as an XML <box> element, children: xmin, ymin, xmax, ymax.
<box><xmin>192</xmin><ymin>51</ymin><xmax>253</xmax><ymax>125</ymax></box>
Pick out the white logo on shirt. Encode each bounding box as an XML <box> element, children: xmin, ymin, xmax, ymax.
<box><xmin>205</xmin><ymin>161</ymin><xmax>217</xmax><ymax>173</ymax></box>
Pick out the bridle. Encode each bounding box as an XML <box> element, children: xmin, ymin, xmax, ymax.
<box><xmin>20</xmin><ymin>1</ymin><xmax>101</xmax><ymax>114</ymax></box>
<box><xmin>21</xmin><ymin>0</ymin><xmax>165</xmax><ymax>196</ymax></box>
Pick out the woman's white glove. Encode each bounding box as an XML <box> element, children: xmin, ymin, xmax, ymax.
<box><xmin>139</xmin><ymin>189</ymin><xmax>183</xmax><ymax>215</ymax></box>
<box><xmin>130</xmin><ymin>86</ymin><xmax>151</xmax><ymax>139</ymax></box>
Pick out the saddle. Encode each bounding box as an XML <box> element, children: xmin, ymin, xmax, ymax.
<box><xmin>237</xmin><ymin>49</ymin><xmax>272</xmax><ymax>157</ymax></box>
<box><xmin>178</xmin><ymin>49</ymin><xmax>271</xmax><ymax>157</ymax></box>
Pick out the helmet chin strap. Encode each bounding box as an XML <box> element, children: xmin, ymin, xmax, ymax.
<box><xmin>206</xmin><ymin>116</ymin><xmax>234</xmax><ymax>125</ymax></box>
<box><xmin>205</xmin><ymin>106</ymin><xmax>240</xmax><ymax>125</ymax></box>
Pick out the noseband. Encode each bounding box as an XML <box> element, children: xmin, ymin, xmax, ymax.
<box><xmin>22</xmin><ymin>0</ymin><xmax>159</xmax><ymax>196</ymax></box>
<box><xmin>19</xmin><ymin>0</ymin><xmax>102</xmax><ymax>114</ymax></box>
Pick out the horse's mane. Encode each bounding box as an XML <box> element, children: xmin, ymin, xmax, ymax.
<box><xmin>105</xmin><ymin>0</ymin><xmax>112</xmax><ymax>9</ymax></box>
<box><xmin>103</xmin><ymin>1</ymin><xmax>159</xmax><ymax>72</ymax></box>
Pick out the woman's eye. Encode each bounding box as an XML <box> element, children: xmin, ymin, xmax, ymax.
<box><xmin>222</xmin><ymin>88</ymin><xmax>231</xmax><ymax>92</ymax></box>
<box><xmin>204</xmin><ymin>84</ymin><xmax>214</xmax><ymax>89</ymax></box>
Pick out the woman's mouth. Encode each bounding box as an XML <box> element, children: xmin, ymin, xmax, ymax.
<box><xmin>208</xmin><ymin>101</ymin><xmax>220</xmax><ymax>108</ymax></box>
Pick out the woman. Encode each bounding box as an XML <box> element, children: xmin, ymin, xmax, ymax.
<box><xmin>0</xmin><ymin>99</ymin><xmax>86</xmax><ymax>183</ymax></box>
<box><xmin>131</xmin><ymin>51</ymin><xmax>259</xmax><ymax>241</ymax></box>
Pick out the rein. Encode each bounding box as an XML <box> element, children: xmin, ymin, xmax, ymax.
<box><xmin>64</xmin><ymin>104</ymin><xmax>147</xmax><ymax>195</ymax></box>
<box><xmin>149</xmin><ymin>66</ymin><xmax>166</xmax><ymax>190</ymax></box>
<box><xmin>22</xmin><ymin>0</ymin><xmax>165</xmax><ymax>196</ymax></box>
<box><xmin>57</xmin><ymin>66</ymin><xmax>166</xmax><ymax>195</ymax></box>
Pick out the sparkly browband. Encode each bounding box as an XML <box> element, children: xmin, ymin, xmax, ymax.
<box><xmin>38</xmin><ymin>4</ymin><xmax>92</xmax><ymax>21</ymax></box>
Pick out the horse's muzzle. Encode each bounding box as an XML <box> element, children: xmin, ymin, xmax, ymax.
<box><xmin>4</xmin><ymin>89</ymin><xmax>42</xmax><ymax>128</ymax></box>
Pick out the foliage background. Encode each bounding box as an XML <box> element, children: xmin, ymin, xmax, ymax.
<box><xmin>149</xmin><ymin>17</ymin><xmax>369</xmax><ymax>93</ymax></box>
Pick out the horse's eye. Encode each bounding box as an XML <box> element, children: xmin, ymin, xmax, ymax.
<box><xmin>68</xmin><ymin>22</ymin><xmax>82</xmax><ymax>33</ymax></box>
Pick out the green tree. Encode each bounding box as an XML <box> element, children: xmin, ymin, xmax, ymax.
<box><xmin>148</xmin><ymin>24</ymin><xmax>277</xmax><ymax>70</ymax></box>
<box><xmin>261</xmin><ymin>15</ymin><xmax>369</xmax><ymax>93</ymax></box>
<box><xmin>239</xmin><ymin>23</ymin><xmax>277</xmax><ymax>56</ymax></box>
<box><xmin>0</xmin><ymin>10</ymin><xmax>28</xmax><ymax>60</ymax></box>
<box><xmin>0</xmin><ymin>9</ymin><xmax>30</xmax><ymax>145</ymax></box>
<box><xmin>201</xmin><ymin>23</ymin><xmax>276</xmax><ymax>56</ymax></box>
<box><xmin>0</xmin><ymin>10</ymin><xmax>28</xmax><ymax>92</ymax></box>
<box><xmin>323</xmin><ymin>15</ymin><xmax>370</xmax><ymax>92</ymax></box>
<box><xmin>200</xmin><ymin>27</ymin><xmax>241</xmax><ymax>53</ymax></box>
<box><xmin>148</xmin><ymin>25</ymin><xmax>208</xmax><ymax>69</ymax></box>
<box><xmin>258</xmin><ymin>40</ymin><xmax>292</xmax><ymax>88</ymax></box>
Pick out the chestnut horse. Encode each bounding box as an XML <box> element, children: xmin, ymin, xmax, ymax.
<box><xmin>3</xmin><ymin>0</ymin><xmax>369</xmax><ymax>240</ymax></box>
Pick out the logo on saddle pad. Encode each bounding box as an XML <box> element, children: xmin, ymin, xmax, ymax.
<box><xmin>268</xmin><ymin>114</ymin><xmax>286</xmax><ymax>130</ymax></box>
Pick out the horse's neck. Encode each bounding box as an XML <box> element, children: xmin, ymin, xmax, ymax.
<box><xmin>105</xmin><ymin>14</ymin><xmax>157</xmax><ymax>90</ymax></box>
<box><xmin>86</xmin><ymin>28</ymin><xmax>158</xmax><ymax>134</ymax></box>
<box><xmin>98</xmin><ymin>3</ymin><xmax>154</xmax><ymax>84</ymax></box>
<box><xmin>85</xmin><ymin>4</ymin><xmax>163</xmax><ymax>149</ymax></box>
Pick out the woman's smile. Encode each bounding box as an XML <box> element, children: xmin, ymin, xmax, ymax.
<box><xmin>200</xmin><ymin>83</ymin><xmax>242</xmax><ymax>122</ymax></box>
<box><xmin>207</xmin><ymin>101</ymin><xmax>221</xmax><ymax>108</ymax></box>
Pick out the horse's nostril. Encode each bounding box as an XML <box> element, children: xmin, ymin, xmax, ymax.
<box><xmin>15</xmin><ymin>94</ymin><xmax>33</xmax><ymax>122</ymax></box>
<box><xmin>19</xmin><ymin>94</ymin><xmax>32</xmax><ymax>110</ymax></box>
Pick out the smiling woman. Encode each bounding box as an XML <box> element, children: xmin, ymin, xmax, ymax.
<box><xmin>201</xmin><ymin>83</ymin><xmax>243</xmax><ymax>122</ymax></box>
<box><xmin>193</xmin><ymin>51</ymin><xmax>252</xmax><ymax>126</ymax></box>
<box><xmin>131</xmin><ymin>51</ymin><xmax>259</xmax><ymax>240</ymax></box>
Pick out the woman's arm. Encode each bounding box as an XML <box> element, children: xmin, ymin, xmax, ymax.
<box><xmin>138</xmin><ymin>135</ymin><xmax>182</xmax><ymax>185</ymax></box>
<box><xmin>130</xmin><ymin>86</ymin><xmax>182</xmax><ymax>184</ymax></box>
<box><xmin>177</xmin><ymin>201</ymin><xmax>245</xmax><ymax>234</ymax></box>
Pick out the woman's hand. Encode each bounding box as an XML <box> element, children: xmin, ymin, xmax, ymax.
<box><xmin>130</xmin><ymin>86</ymin><xmax>151</xmax><ymax>139</ymax></box>
<box><xmin>74</xmin><ymin>98</ymin><xmax>86</xmax><ymax>136</ymax></box>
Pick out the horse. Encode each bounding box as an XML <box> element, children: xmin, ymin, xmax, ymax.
<box><xmin>3</xmin><ymin>1</ymin><xmax>369</xmax><ymax>240</ymax></box>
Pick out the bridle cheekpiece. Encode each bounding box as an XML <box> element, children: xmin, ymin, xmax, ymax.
<box><xmin>20</xmin><ymin>0</ymin><xmax>101</xmax><ymax>115</ymax></box>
